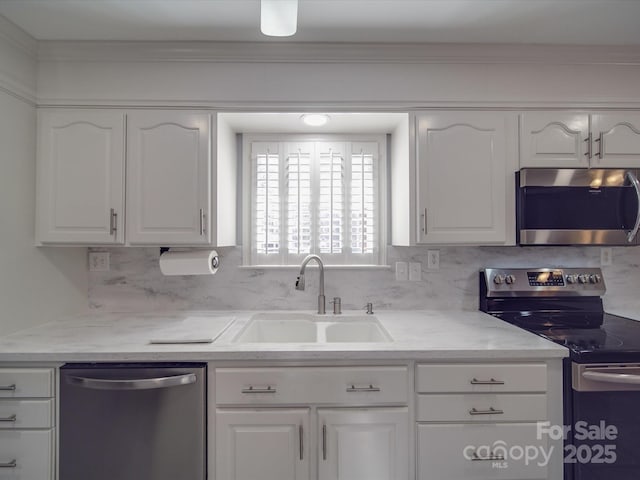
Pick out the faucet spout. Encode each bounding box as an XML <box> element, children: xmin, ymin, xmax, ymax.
<box><xmin>295</xmin><ymin>254</ymin><xmax>325</xmax><ymax>314</ymax></box>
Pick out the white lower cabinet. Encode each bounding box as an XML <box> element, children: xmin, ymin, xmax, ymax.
<box><xmin>0</xmin><ymin>368</ymin><xmax>55</xmax><ymax>480</ymax></box>
<box><xmin>318</xmin><ymin>407</ymin><xmax>408</xmax><ymax>480</ymax></box>
<box><xmin>216</xmin><ymin>409</ymin><xmax>310</xmax><ymax>480</ymax></box>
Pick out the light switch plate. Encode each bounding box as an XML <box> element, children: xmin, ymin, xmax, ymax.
<box><xmin>427</xmin><ymin>250</ymin><xmax>440</xmax><ymax>270</ymax></box>
<box><xmin>600</xmin><ymin>247</ymin><xmax>612</xmax><ymax>266</ymax></box>
<box><xmin>89</xmin><ymin>252</ymin><xmax>110</xmax><ymax>271</ymax></box>
<box><xmin>409</xmin><ymin>262</ymin><xmax>422</xmax><ymax>281</ymax></box>
<box><xmin>395</xmin><ymin>262</ymin><xmax>408</xmax><ymax>281</ymax></box>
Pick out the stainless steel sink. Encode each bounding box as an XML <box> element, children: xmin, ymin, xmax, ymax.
<box><xmin>232</xmin><ymin>313</ymin><xmax>392</xmax><ymax>343</ymax></box>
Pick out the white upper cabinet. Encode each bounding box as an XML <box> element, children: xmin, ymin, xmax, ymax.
<box><xmin>591</xmin><ymin>113</ymin><xmax>640</xmax><ymax>168</ymax></box>
<box><xmin>126</xmin><ymin>111</ymin><xmax>211</xmax><ymax>245</ymax></box>
<box><xmin>36</xmin><ymin>110</ymin><xmax>125</xmax><ymax>244</ymax></box>
<box><xmin>415</xmin><ymin>112</ymin><xmax>517</xmax><ymax>245</ymax></box>
<box><xmin>519</xmin><ymin>112</ymin><xmax>590</xmax><ymax>168</ymax></box>
<box><xmin>521</xmin><ymin>111</ymin><xmax>640</xmax><ymax>168</ymax></box>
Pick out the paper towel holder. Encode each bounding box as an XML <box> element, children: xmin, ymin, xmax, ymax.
<box><xmin>159</xmin><ymin>247</ymin><xmax>220</xmax><ymax>269</ymax></box>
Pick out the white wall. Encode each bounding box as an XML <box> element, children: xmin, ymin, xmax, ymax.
<box><xmin>0</xmin><ymin>18</ymin><xmax>87</xmax><ymax>336</ymax></box>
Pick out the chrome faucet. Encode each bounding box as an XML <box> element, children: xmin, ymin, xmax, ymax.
<box><xmin>295</xmin><ymin>254</ymin><xmax>325</xmax><ymax>314</ymax></box>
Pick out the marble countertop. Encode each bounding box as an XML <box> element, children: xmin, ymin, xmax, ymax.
<box><xmin>0</xmin><ymin>310</ymin><xmax>568</xmax><ymax>362</ymax></box>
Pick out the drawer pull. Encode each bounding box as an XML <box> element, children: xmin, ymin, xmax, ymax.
<box><xmin>0</xmin><ymin>459</ymin><xmax>17</xmax><ymax>468</ymax></box>
<box><xmin>346</xmin><ymin>384</ymin><xmax>381</xmax><ymax>393</ymax></box>
<box><xmin>241</xmin><ymin>386</ymin><xmax>276</xmax><ymax>394</ymax></box>
<box><xmin>471</xmin><ymin>452</ymin><xmax>505</xmax><ymax>462</ymax></box>
<box><xmin>0</xmin><ymin>384</ymin><xmax>16</xmax><ymax>391</ymax></box>
<box><xmin>0</xmin><ymin>415</ymin><xmax>16</xmax><ymax>422</ymax></box>
<box><xmin>469</xmin><ymin>407</ymin><xmax>504</xmax><ymax>416</ymax></box>
<box><xmin>470</xmin><ymin>378</ymin><xmax>505</xmax><ymax>385</ymax></box>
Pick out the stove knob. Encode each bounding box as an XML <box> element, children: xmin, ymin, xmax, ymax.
<box><xmin>578</xmin><ymin>274</ymin><xmax>589</xmax><ymax>284</ymax></box>
<box><xmin>505</xmin><ymin>274</ymin><xmax>516</xmax><ymax>285</ymax></box>
<box><xmin>493</xmin><ymin>274</ymin><xmax>505</xmax><ymax>285</ymax></box>
<box><xmin>589</xmin><ymin>274</ymin><xmax>601</xmax><ymax>284</ymax></box>
<box><xmin>566</xmin><ymin>275</ymin><xmax>577</xmax><ymax>284</ymax></box>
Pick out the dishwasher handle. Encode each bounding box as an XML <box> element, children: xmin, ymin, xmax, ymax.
<box><xmin>65</xmin><ymin>373</ymin><xmax>197</xmax><ymax>391</ymax></box>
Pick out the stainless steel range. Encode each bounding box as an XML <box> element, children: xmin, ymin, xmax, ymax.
<box><xmin>480</xmin><ymin>267</ymin><xmax>640</xmax><ymax>480</ymax></box>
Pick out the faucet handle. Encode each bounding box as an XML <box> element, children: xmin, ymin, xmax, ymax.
<box><xmin>330</xmin><ymin>297</ymin><xmax>342</xmax><ymax>315</ymax></box>
<box><xmin>364</xmin><ymin>303</ymin><xmax>374</xmax><ymax>315</ymax></box>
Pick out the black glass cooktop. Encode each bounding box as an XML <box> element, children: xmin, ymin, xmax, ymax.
<box><xmin>502</xmin><ymin>313</ymin><xmax>640</xmax><ymax>363</ymax></box>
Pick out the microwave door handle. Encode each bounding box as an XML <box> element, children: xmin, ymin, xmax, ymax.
<box><xmin>625</xmin><ymin>171</ymin><xmax>640</xmax><ymax>243</ymax></box>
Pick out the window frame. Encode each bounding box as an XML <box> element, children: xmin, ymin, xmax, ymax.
<box><xmin>242</xmin><ymin>133</ymin><xmax>388</xmax><ymax>268</ymax></box>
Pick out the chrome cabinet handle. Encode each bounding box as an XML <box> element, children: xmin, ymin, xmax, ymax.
<box><xmin>469</xmin><ymin>407</ymin><xmax>504</xmax><ymax>415</ymax></box>
<box><xmin>109</xmin><ymin>208</ymin><xmax>118</xmax><ymax>235</ymax></box>
<box><xmin>346</xmin><ymin>384</ymin><xmax>381</xmax><ymax>393</ymax></box>
<box><xmin>322</xmin><ymin>424</ymin><xmax>327</xmax><ymax>461</ymax></box>
<box><xmin>299</xmin><ymin>425</ymin><xmax>303</xmax><ymax>460</ymax></box>
<box><xmin>584</xmin><ymin>132</ymin><xmax>593</xmax><ymax>159</ymax></box>
<box><xmin>241</xmin><ymin>386</ymin><xmax>276</xmax><ymax>394</ymax></box>
<box><xmin>0</xmin><ymin>459</ymin><xmax>17</xmax><ymax>468</ymax></box>
<box><xmin>625</xmin><ymin>171</ymin><xmax>640</xmax><ymax>243</ymax></box>
<box><xmin>471</xmin><ymin>452</ymin><xmax>505</xmax><ymax>462</ymax></box>
<box><xmin>0</xmin><ymin>384</ymin><xmax>16</xmax><ymax>391</ymax></box>
<box><xmin>66</xmin><ymin>373</ymin><xmax>196</xmax><ymax>391</ymax></box>
<box><xmin>594</xmin><ymin>132</ymin><xmax>604</xmax><ymax>160</ymax></box>
<box><xmin>421</xmin><ymin>208</ymin><xmax>427</xmax><ymax>234</ymax></box>
<box><xmin>0</xmin><ymin>415</ymin><xmax>16</xmax><ymax>422</ymax></box>
<box><xmin>470</xmin><ymin>378</ymin><xmax>505</xmax><ymax>385</ymax></box>
<box><xmin>199</xmin><ymin>208</ymin><xmax>206</xmax><ymax>236</ymax></box>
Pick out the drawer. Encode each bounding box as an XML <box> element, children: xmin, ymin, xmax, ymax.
<box><xmin>417</xmin><ymin>423</ymin><xmax>548</xmax><ymax>480</ymax></box>
<box><xmin>0</xmin><ymin>430</ymin><xmax>53</xmax><ymax>480</ymax></box>
<box><xmin>215</xmin><ymin>366</ymin><xmax>408</xmax><ymax>405</ymax></box>
<box><xmin>416</xmin><ymin>363</ymin><xmax>547</xmax><ymax>393</ymax></box>
<box><xmin>416</xmin><ymin>394</ymin><xmax>547</xmax><ymax>422</ymax></box>
<box><xmin>0</xmin><ymin>369</ymin><xmax>54</xmax><ymax>398</ymax></box>
<box><xmin>0</xmin><ymin>400</ymin><xmax>54</xmax><ymax>429</ymax></box>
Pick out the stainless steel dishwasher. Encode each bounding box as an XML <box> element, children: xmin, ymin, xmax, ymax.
<box><xmin>60</xmin><ymin>363</ymin><xmax>206</xmax><ymax>480</ymax></box>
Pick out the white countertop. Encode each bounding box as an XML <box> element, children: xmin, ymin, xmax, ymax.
<box><xmin>0</xmin><ymin>310</ymin><xmax>568</xmax><ymax>362</ymax></box>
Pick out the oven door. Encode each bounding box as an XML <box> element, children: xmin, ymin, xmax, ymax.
<box><xmin>517</xmin><ymin>169</ymin><xmax>640</xmax><ymax>245</ymax></box>
<box><xmin>570</xmin><ymin>363</ymin><xmax>640</xmax><ymax>479</ymax></box>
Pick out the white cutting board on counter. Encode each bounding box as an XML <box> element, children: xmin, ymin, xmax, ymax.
<box><xmin>149</xmin><ymin>316</ymin><xmax>235</xmax><ymax>344</ymax></box>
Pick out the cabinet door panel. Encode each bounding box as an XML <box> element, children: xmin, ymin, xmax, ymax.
<box><xmin>520</xmin><ymin>112</ymin><xmax>589</xmax><ymax>168</ymax></box>
<box><xmin>0</xmin><ymin>430</ymin><xmax>53</xmax><ymax>480</ymax></box>
<box><xmin>216</xmin><ymin>409</ymin><xmax>310</xmax><ymax>480</ymax></box>
<box><xmin>416</xmin><ymin>112</ymin><xmax>516</xmax><ymax>244</ymax></box>
<box><xmin>318</xmin><ymin>408</ymin><xmax>408</xmax><ymax>480</ymax></box>
<box><xmin>592</xmin><ymin>113</ymin><xmax>640</xmax><ymax>168</ymax></box>
<box><xmin>36</xmin><ymin>110</ymin><xmax>124</xmax><ymax>244</ymax></box>
<box><xmin>127</xmin><ymin>111</ymin><xmax>211</xmax><ymax>245</ymax></box>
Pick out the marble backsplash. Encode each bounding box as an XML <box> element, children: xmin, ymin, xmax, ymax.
<box><xmin>88</xmin><ymin>246</ymin><xmax>640</xmax><ymax>315</ymax></box>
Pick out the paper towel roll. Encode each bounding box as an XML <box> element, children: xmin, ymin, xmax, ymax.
<box><xmin>159</xmin><ymin>250</ymin><xmax>219</xmax><ymax>276</ymax></box>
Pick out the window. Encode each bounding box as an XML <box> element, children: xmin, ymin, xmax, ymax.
<box><xmin>244</xmin><ymin>135</ymin><xmax>386</xmax><ymax>266</ymax></box>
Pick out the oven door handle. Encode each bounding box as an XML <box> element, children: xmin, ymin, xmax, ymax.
<box><xmin>625</xmin><ymin>171</ymin><xmax>640</xmax><ymax>243</ymax></box>
<box><xmin>582</xmin><ymin>370</ymin><xmax>640</xmax><ymax>385</ymax></box>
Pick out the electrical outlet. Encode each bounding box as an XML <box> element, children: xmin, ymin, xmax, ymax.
<box><xmin>395</xmin><ymin>261</ymin><xmax>408</xmax><ymax>281</ymax></box>
<box><xmin>600</xmin><ymin>247</ymin><xmax>612</xmax><ymax>266</ymax></box>
<box><xmin>409</xmin><ymin>262</ymin><xmax>422</xmax><ymax>281</ymax></box>
<box><xmin>89</xmin><ymin>252</ymin><xmax>110</xmax><ymax>272</ymax></box>
<box><xmin>427</xmin><ymin>250</ymin><xmax>440</xmax><ymax>270</ymax></box>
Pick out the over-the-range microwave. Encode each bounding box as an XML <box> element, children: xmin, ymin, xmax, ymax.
<box><xmin>516</xmin><ymin>168</ymin><xmax>640</xmax><ymax>246</ymax></box>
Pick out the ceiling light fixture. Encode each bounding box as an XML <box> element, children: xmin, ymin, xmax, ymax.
<box><xmin>301</xmin><ymin>114</ymin><xmax>330</xmax><ymax>127</ymax></box>
<box><xmin>261</xmin><ymin>0</ymin><xmax>298</xmax><ymax>37</ymax></box>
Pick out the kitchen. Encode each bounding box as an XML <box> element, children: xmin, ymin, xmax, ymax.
<box><xmin>1</xmin><ymin>1</ymin><xmax>640</xmax><ymax>479</ymax></box>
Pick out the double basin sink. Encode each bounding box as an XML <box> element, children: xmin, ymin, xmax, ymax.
<box><xmin>233</xmin><ymin>312</ymin><xmax>392</xmax><ymax>344</ymax></box>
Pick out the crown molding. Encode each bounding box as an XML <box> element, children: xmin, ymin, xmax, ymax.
<box><xmin>0</xmin><ymin>15</ymin><xmax>37</xmax><ymax>57</ymax></box>
<box><xmin>37</xmin><ymin>41</ymin><xmax>640</xmax><ymax>66</ymax></box>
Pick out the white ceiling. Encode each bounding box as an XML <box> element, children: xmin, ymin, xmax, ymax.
<box><xmin>1</xmin><ymin>0</ymin><xmax>640</xmax><ymax>45</ymax></box>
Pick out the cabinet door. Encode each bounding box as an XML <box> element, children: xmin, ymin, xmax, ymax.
<box><xmin>416</xmin><ymin>112</ymin><xmax>517</xmax><ymax>245</ymax></box>
<box><xmin>36</xmin><ymin>110</ymin><xmax>125</xmax><ymax>244</ymax></box>
<box><xmin>318</xmin><ymin>407</ymin><xmax>408</xmax><ymax>480</ymax></box>
<box><xmin>216</xmin><ymin>409</ymin><xmax>310</xmax><ymax>480</ymax></box>
<box><xmin>127</xmin><ymin>111</ymin><xmax>211</xmax><ymax>245</ymax></box>
<box><xmin>519</xmin><ymin>112</ymin><xmax>590</xmax><ymax>168</ymax></box>
<box><xmin>591</xmin><ymin>113</ymin><xmax>640</xmax><ymax>168</ymax></box>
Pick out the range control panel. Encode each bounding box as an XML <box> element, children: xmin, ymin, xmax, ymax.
<box><xmin>482</xmin><ymin>268</ymin><xmax>606</xmax><ymax>297</ymax></box>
